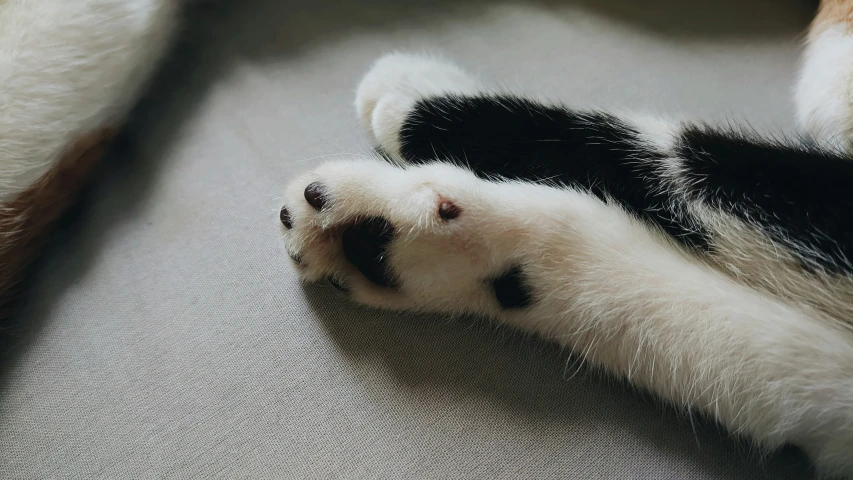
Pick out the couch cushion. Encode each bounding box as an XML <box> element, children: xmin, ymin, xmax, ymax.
<box><xmin>0</xmin><ymin>1</ymin><xmax>816</xmax><ymax>477</ymax></box>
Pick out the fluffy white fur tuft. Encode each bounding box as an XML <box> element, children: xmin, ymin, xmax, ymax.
<box><xmin>795</xmin><ymin>24</ymin><xmax>853</xmax><ymax>151</ymax></box>
<box><xmin>0</xmin><ymin>0</ymin><xmax>179</xmax><ymax>201</ymax></box>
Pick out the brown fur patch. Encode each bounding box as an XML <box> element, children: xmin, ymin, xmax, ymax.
<box><xmin>810</xmin><ymin>0</ymin><xmax>853</xmax><ymax>39</ymax></box>
<box><xmin>0</xmin><ymin>128</ymin><xmax>116</xmax><ymax>319</ymax></box>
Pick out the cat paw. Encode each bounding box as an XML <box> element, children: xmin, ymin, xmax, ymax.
<box><xmin>279</xmin><ymin>158</ymin><xmax>534</xmax><ymax>314</ymax></box>
<box><xmin>796</xmin><ymin>25</ymin><xmax>853</xmax><ymax>151</ymax></box>
<box><xmin>354</xmin><ymin>53</ymin><xmax>480</xmax><ymax>159</ymax></box>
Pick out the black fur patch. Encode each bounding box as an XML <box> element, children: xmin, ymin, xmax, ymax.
<box><xmin>677</xmin><ymin>127</ymin><xmax>853</xmax><ymax>274</ymax></box>
<box><xmin>341</xmin><ymin>217</ymin><xmax>398</xmax><ymax>288</ymax></box>
<box><xmin>491</xmin><ymin>265</ymin><xmax>534</xmax><ymax>309</ymax></box>
<box><xmin>400</xmin><ymin>95</ymin><xmax>710</xmax><ymax>251</ymax></box>
<box><xmin>398</xmin><ymin>94</ymin><xmax>853</xmax><ymax>273</ymax></box>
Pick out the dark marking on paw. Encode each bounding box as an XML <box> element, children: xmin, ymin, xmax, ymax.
<box><xmin>342</xmin><ymin>217</ymin><xmax>398</xmax><ymax>288</ymax></box>
<box><xmin>280</xmin><ymin>206</ymin><xmax>292</xmax><ymax>229</ymax></box>
<box><xmin>491</xmin><ymin>265</ymin><xmax>533</xmax><ymax>309</ymax></box>
<box><xmin>304</xmin><ymin>182</ymin><xmax>328</xmax><ymax>211</ymax></box>
<box><xmin>438</xmin><ymin>200</ymin><xmax>461</xmax><ymax>221</ymax></box>
<box><xmin>288</xmin><ymin>251</ymin><xmax>303</xmax><ymax>266</ymax></box>
<box><xmin>327</xmin><ymin>276</ymin><xmax>350</xmax><ymax>294</ymax></box>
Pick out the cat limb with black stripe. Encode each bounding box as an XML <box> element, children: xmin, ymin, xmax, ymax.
<box><xmin>281</xmin><ymin>54</ymin><xmax>853</xmax><ymax>478</ymax></box>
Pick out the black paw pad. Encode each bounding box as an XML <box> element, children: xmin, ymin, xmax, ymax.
<box><xmin>438</xmin><ymin>200</ymin><xmax>461</xmax><ymax>221</ymax></box>
<box><xmin>341</xmin><ymin>217</ymin><xmax>398</xmax><ymax>288</ymax></box>
<box><xmin>280</xmin><ymin>206</ymin><xmax>293</xmax><ymax>229</ymax></box>
<box><xmin>304</xmin><ymin>182</ymin><xmax>328</xmax><ymax>211</ymax></box>
<box><xmin>491</xmin><ymin>265</ymin><xmax>533</xmax><ymax>309</ymax></box>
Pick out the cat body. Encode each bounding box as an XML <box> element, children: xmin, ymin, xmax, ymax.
<box><xmin>0</xmin><ymin>0</ymin><xmax>179</xmax><ymax>309</ymax></box>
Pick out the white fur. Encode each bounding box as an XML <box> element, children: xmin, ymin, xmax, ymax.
<box><xmin>622</xmin><ymin>112</ymin><xmax>680</xmax><ymax>153</ymax></box>
<box><xmin>355</xmin><ymin>53</ymin><xmax>481</xmax><ymax>162</ymax></box>
<box><xmin>0</xmin><ymin>0</ymin><xmax>179</xmax><ymax>201</ymax></box>
<box><xmin>796</xmin><ymin>25</ymin><xmax>853</xmax><ymax>151</ymax></box>
<box><xmin>285</xmin><ymin>53</ymin><xmax>853</xmax><ymax>477</ymax></box>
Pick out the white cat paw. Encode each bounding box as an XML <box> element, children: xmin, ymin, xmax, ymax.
<box><xmin>354</xmin><ymin>53</ymin><xmax>480</xmax><ymax>159</ymax></box>
<box><xmin>280</xmin><ymin>157</ymin><xmax>535</xmax><ymax>314</ymax></box>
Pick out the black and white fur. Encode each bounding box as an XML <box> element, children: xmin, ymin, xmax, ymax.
<box><xmin>280</xmin><ymin>54</ymin><xmax>853</xmax><ymax>477</ymax></box>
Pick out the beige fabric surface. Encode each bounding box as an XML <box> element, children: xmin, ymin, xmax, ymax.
<box><xmin>0</xmin><ymin>1</ymin><xmax>820</xmax><ymax>478</ymax></box>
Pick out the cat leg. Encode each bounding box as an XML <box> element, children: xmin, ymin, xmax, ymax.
<box><xmin>281</xmin><ymin>53</ymin><xmax>853</xmax><ymax>477</ymax></box>
<box><xmin>281</xmin><ymin>155</ymin><xmax>853</xmax><ymax>478</ymax></box>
